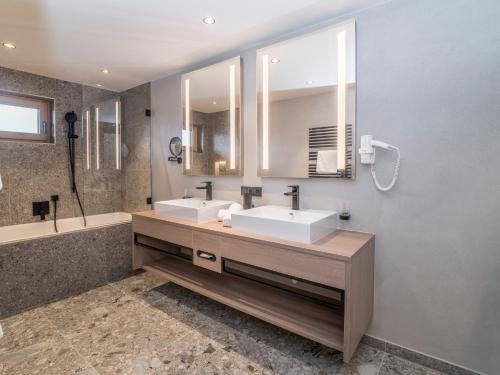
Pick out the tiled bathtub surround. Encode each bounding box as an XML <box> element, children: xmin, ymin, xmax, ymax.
<box><xmin>0</xmin><ymin>66</ymin><xmax>151</xmax><ymax>226</ymax></box>
<box><xmin>0</xmin><ymin>222</ymin><xmax>132</xmax><ymax>319</ymax></box>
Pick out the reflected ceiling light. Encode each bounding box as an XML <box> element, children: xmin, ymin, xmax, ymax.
<box><xmin>337</xmin><ymin>30</ymin><xmax>347</xmax><ymax>171</ymax></box>
<box><xmin>101</xmin><ymin>68</ymin><xmax>109</xmax><ymax>74</ymax></box>
<box><xmin>2</xmin><ymin>42</ymin><xmax>16</xmax><ymax>49</ymax></box>
<box><xmin>212</xmin><ymin>101</ymin><xmax>217</xmax><ymax>105</ymax></box>
<box><xmin>262</xmin><ymin>54</ymin><xmax>270</xmax><ymax>170</ymax></box>
<box><xmin>95</xmin><ymin>107</ymin><xmax>100</xmax><ymax>170</ymax></box>
<box><xmin>270</xmin><ymin>58</ymin><xmax>280</xmax><ymax>64</ymax></box>
<box><xmin>95</xmin><ymin>84</ymin><xmax>103</xmax><ymax>87</ymax></box>
<box><xmin>115</xmin><ymin>101</ymin><xmax>121</xmax><ymax>170</ymax></box>
<box><xmin>202</xmin><ymin>16</ymin><xmax>215</xmax><ymax>25</ymax></box>
<box><xmin>86</xmin><ymin>110</ymin><xmax>90</xmax><ymax>170</ymax></box>
<box><xmin>306</xmin><ymin>80</ymin><xmax>314</xmax><ymax>85</ymax></box>
<box><xmin>184</xmin><ymin>79</ymin><xmax>191</xmax><ymax>170</ymax></box>
<box><xmin>229</xmin><ymin>64</ymin><xmax>236</xmax><ymax>169</ymax></box>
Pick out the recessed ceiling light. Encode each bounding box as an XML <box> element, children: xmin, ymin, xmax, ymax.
<box><xmin>306</xmin><ymin>80</ymin><xmax>314</xmax><ymax>85</ymax></box>
<box><xmin>96</xmin><ymin>84</ymin><xmax>103</xmax><ymax>87</ymax></box>
<box><xmin>2</xmin><ymin>42</ymin><xmax>16</xmax><ymax>49</ymax></box>
<box><xmin>101</xmin><ymin>68</ymin><xmax>109</xmax><ymax>74</ymax></box>
<box><xmin>270</xmin><ymin>58</ymin><xmax>280</xmax><ymax>64</ymax></box>
<box><xmin>202</xmin><ymin>16</ymin><xmax>215</xmax><ymax>25</ymax></box>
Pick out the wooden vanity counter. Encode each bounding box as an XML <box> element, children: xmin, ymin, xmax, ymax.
<box><xmin>132</xmin><ymin>210</ymin><xmax>374</xmax><ymax>362</ymax></box>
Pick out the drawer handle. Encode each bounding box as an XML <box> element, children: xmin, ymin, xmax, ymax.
<box><xmin>197</xmin><ymin>250</ymin><xmax>216</xmax><ymax>262</ymax></box>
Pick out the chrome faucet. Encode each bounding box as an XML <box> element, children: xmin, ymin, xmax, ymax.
<box><xmin>196</xmin><ymin>181</ymin><xmax>213</xmax><ymax>201</ymax></box>
<box><xmin>284</xmin><ymin>185</ymin><xmax>300</xmax><ymax>210</ymax></box>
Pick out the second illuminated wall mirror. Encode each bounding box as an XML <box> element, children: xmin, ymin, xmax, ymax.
<box><xmin>257</xmin><ymin>20</ymin><xmax>356</xmax><ymax>179</ymax></box>
<box><xmin>182</xmin><ymin>57</ymin><xmax>243</xmax><ymax>176</ymax></box>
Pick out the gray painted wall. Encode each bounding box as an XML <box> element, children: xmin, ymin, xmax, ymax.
<box><xmin>151</xmin><ymin>0</ymin><xmax>500</xmax><ymax>373</ymax></box>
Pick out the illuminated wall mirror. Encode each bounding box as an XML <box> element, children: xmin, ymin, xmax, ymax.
<box><xmin>83</xmin><ymin>97</ymin><xmax>121</xmax><ymax>171</ymax></box>
<box><xmin>182</xmin><ymin>57</ymin><xmax>242</xmax><ymax>176</ymax></box>
<box><xmin>257</xmin><ymin>20</ymin><xmax>356</xmax><ymax>179</ymax></box>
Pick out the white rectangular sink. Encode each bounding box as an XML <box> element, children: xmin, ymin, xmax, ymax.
<box><xmin>231</xmin><ymin>205</ymin><xmax>337</xmax><ymax>244</ymax></box>
<box><xmin>154</xmin><ymin>198</ymin><xmax>233</xmax><ymax>223</ymax></box>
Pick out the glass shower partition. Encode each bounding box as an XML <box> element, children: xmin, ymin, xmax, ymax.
<box><xmin>82</xmin><ymin>96</ymin><xmax>123</xmax><ymax>215</ymax></box>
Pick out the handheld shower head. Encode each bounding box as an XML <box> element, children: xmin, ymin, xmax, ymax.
<box><xmin>64</xmin><ymin>110</ymin><xmax>86</xmax><ymax>225</ymax></box>
<box><xmin>65</xmin><ymin>111</ymin><xmax>77</xmax><ymax>125</ymax></box>
<box><xmin>65</xmin><ymin>111</ymin><xmax>78</xmax><ymax>139</ymax></box>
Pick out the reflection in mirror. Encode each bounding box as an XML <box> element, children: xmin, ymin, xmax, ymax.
<box><xmin>192</xmin><ymin>125</ymin><xmax>204</xmax><ymax>153</ymax></box>
<box><xmin>257</xmin><ymin>20</ymin><xmax>356</xmax><ymax>179</ymax></box>
<box><xmin>83</xmin><ymin>97</ymin><xmax>121</xmax><ymax>171</ymax></box>
<box><xmin>182</xmin><ymin>57</ymin><xmax>242</xmax><ymax>176</ymax></box>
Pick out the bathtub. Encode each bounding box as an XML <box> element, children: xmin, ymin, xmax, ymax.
<box><xmin>0</xmin><ymin>211</ymin><xmax>133</xmax><ymax>318</ymax></box>
<box><xmin>0</xmin><ymin>211</ymin><xmax>131</xmax><ymax>245</ymax></box>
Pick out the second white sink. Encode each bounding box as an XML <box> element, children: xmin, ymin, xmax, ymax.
<box><xmin>154</xmin><ymin>198</ymin><xmax>233</xmax><ymax>223</ymax></box>
<box><xmin>231</xmin><ymin>205</ymin><xmax>338</xmax><ymax>244</ymax></box>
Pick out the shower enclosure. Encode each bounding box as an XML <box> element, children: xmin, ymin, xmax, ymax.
<box><xmin>81</xmin><ymin>83</ymin><xmax>152</xmax><ymax>216</ymax></box>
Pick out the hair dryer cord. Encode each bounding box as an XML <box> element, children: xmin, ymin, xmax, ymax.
<box><xmin>370</xmin><ymin>146</ymin><xmax>401</xmax><ymax>192</ymax></box>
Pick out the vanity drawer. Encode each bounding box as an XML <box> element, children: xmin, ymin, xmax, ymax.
<box><xmin>193</xmin><ymin>231</ymin><xmax>222</xmax><ymax>273</ymax></box>
<box><xmin>220</xmin><ymin>237</ymin><xmax>345</xmax><ymax>289</ymax></box>
<box><xmin>133</xmin><ymin>216</ymin><xmax>193</xmax><ymax>248</ymax></box>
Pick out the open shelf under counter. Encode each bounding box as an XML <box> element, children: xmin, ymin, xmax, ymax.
<box><xmin>144</xmin><ymin>255</ymin><xmax>345</xmax><ymax>351</ymax></box>
<box><xmin>132</xmin><ymin>210</ymin><xmax>374</xmax><ymax>362</ymax></box>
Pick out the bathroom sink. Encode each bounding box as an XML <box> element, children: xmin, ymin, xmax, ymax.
<box><xmin>154</xmin><ymin>198</ymin><xmax>233</xmax><ymax>223</ymax></box>
<box><xmin>231</xmin><ymin>205</ymin><xmax>338</xmax><ymax>244</ymax></box>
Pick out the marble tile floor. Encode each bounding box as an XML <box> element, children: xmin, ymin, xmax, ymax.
<box><xmin>0</xmin><ymin>271</ymin><xmax>446</xmax><ymax>375</ymax></box>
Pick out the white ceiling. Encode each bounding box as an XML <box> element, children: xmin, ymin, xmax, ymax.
<box><xmin>0</xmin><ymin>0</ymin><xmax>384</xmax><ymax>91</ymax></box>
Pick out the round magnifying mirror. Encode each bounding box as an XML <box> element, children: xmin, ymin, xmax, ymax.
<box><xmin>169</xmin><ymin>137</ymin><xmax>182</xmax><ymax>157</ymax></box>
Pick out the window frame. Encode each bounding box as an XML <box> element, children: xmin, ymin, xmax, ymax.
<box><xmin>0</xmin><ymin>91</ymin><xmax>54</xmax><ymax>143</ymax></box>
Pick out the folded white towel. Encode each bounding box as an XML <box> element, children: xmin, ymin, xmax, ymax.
<box><xmin>222</xmin><ymin>213</ymin><xmax>232</xmax><ymax>227</ymax></box>
<box><xmin>229</xmin><ymin>202</ymin><xmax>243</xmax><ymax>212</ymax></box>
<box><xmin>217</xmin><ymin>209</ymin><xmax>230</xmax><ymax>222</ymax></box>
<box><xmin>316</xmin><ymin>150</ymin><xmax>338</xmax><ymax>174</ymax></box>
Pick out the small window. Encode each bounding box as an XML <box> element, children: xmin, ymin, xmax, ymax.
<box><xmin>0</xmin><ymin>91</ymin><xmax>54</xmax><ymax>143</ymax></box>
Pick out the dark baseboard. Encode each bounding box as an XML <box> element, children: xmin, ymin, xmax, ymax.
<box><xmin>361</xmin><ymin>335</ymin><xmax>481</xmax><ymax>375</ymax></box>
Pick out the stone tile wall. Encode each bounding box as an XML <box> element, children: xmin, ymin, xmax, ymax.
<box><xmin>0</xmin><ymin>66</ymin><xmax>151</xmax><ymax>225</ymax></box>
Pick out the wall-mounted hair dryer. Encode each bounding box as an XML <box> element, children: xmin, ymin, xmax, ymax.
<box><xmin>359</xmin><ymin>135</ymin><xmax>401</xmax><ymax>192</ymax></box>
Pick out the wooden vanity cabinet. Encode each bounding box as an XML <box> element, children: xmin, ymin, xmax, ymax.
<box><xmin>132</xmin><ymin>211</ymin><xmax>374</xmax><ymax>362</ymax></box>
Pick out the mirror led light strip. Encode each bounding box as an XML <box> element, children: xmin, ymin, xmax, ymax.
<box><xmin>337</xmin><ymin>30</ymin><xmax>347</xmax><ymax>171</ymax></box>
<box><xmin>229</xmin><ymin>64</ymin><xmax>236</xmax><ymax>169</ymax></box>
<box><xmin>185</xmin><ymin>79</ymin><xmax>191</xmax><ymax>170</ymax></box>
<box><xmin>95</xmin><ymin>107</ymin><xmax>100</xmax><ymax>170</ymax></box>
<box><xmin>86</xmin><ymin>110</ymin><xmax>90</xmax><ymax>170</ymax></box>
<box><xmin>115</xmin><ymin>101</ymin><xmax>121</xmax><ymax>170</ymax></box>
<box><xmin>262</xmin><ymin>54</ymin><xmax>270</xmax><ymax>170</ymax></box>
